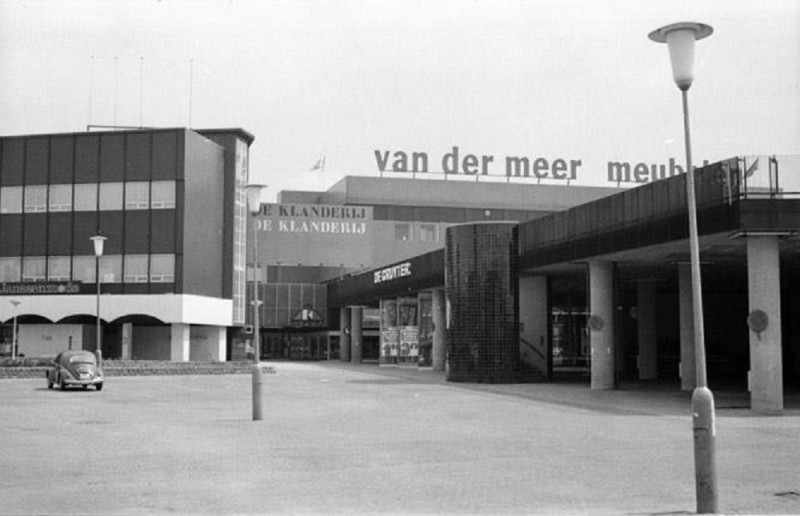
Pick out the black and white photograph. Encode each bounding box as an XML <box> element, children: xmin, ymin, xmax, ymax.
<box><xmin>1</xmin><ymin>1</ymin><xmax>799</xmax><ymax>514</ymax></box>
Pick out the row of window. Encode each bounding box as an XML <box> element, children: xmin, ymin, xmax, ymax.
<box><xmin>394</xmin><ymin>222</ymin><xmax>439</xmax><ymax>242</ymax></box>
<box><xmin>0</xmin><ymin>254</ymin><xmax>175</xmax><ymax>284</ymax></box>
<box><xmin>0</xmin><ymin>181</ymin><xmax>176</xmax><ymax>214</ymax></box>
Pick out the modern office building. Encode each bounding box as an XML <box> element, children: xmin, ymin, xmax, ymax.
<box><xmin>0</xmin><ymin>127</ymin><xmax>254</xmax><ymax>361</ymax></box>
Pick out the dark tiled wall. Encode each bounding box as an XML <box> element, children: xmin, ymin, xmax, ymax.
<box><xmin>445</xmin><ymin>223</ymin><xmax>520</xmax><ymax>383</ymax></box>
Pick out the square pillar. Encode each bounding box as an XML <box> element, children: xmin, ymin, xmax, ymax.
<box><xmin>637</xmin><ymin>279</ymin><xmax>658</xmax><ymax>380</ymax></box>
<box><xmin>121</xmin><ymin>323</ymin><xmax>133</xmax><ymax>360</ymax></box>
<box><xmin>170</xmin><ymin>323</ymin><xmax>190</xmax><ymax>362</ymax></box>
<box><xmin>432</xmin><ymin>289</ymin><xmax>447</xmax><ymax>372</ymax></box>
<box><xmin>747</xmin><ymin>236</ymin><xmax>783</xmax><ymax>413</ymax></box>
<box><xmin>350</xmin><ymin>306</ymin><xmax>363</xmax><ymax>364</ymax></box>
<box><xmin>339</xmin><ymin>308</ymin><xmax>351</xmax><ymax>362</ymax></box>
<box><xmin>589</xmin><ymin>261</ymin><xmax>616</xmax><ymax>390</ymax></box>
<box><xmin>519</xmin><ymin>275</ymin><xmax>549</xmax><ymax>380</ymax></box>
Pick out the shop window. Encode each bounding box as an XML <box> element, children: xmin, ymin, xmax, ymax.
<box><xmin>124</xmin><ymin>255</ymin><xmax>149</xmax><ymax>283</ymax></box>
<box><xmin>99</xmin><ymin>182</ymin><xmax>123</xmax><ymax>211</ymax></box>
<box><xmin>0</xmin><ymin>186</ymin><xmax>23</xmax><ymax>214</ymax></box>
<box><xmin>99</xmin><ymin>255</ymin><xmax>122</xmax><ymax>283</ymax></box>
<box><xmin>73</xmin><ymin>183</ymin><xmax>98</xmax><ymax>211</ymax></box>
<box><xmin>72</xmin><ymin>256</ymin><xmax>95</xmax><ymax>283</ymax></box>
<box><xmin>48</xmin><ymin>184</ymin><xmax>73</xmax><ymax>212</ymax></box>
<box><xmin>22</xmin><ymin>256</ymin><xmax>46</xmax><ymax>281</ymax></box>
<box><xmin>0</xmin><ymin>257</ymin><xmax>21</xmax><ymax>282</ymax></box>
<box><xmin>419</xmin><ymin>223</ymin><xmax>438</xmax><ymax>242</ymax></box>
<box><xmin>23</xmin><ymin>185</ymin><xmax>47</xmax><ymax>213</ymax></box>
<box><xmin>47</xmin><ymin>256</ymin><xmax>71</xmax><ymax>281</ymax></box>
<box><xmin>150</xmin><ymin>254</ymin><xmax>175</xmax><ymax>282</ymax></box>
<box><xmin>151</xmin><ymin>180</ymin><xmax>176</xmax><ymax>209</ymax></box>
<box><xmin>125</xmin><ymin>181</ymin><xmax>150</xmax><ymax>210</ymax></box>
<box><xmin>394</xmin><ymin>223</ymin><xmax>412</xmax><ymax>241</ymax></box>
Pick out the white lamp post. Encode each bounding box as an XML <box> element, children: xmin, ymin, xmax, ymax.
<box><xmin>649</xmin><ymin>21</ymin><xmax>718</xmax><ymax>514</ymax></box>
<box><xmin>10</xmin><ymin>300</ymin><xmax>20</xmax><ymax>360</ymax></box>
<box><xmin>246</xmin><ymin>184</ymin><xmax>266</xmax><ymax>421</ymax></box>
<box><xmin>90</xmin><ymin>235</ymin><xmax>107</xmax><ymax>362</ymax></box>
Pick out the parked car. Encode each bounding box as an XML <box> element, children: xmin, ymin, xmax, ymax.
<box><xmin>46</xmin><ymin>350</ymin><xmax>104</xmax><ymax>391</ymax></box>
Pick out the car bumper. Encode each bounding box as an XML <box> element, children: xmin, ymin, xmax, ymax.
<box><xmin>62</xmin><ymin>376</ymin><xmax>103</xmax><ymax>386</ymax></box>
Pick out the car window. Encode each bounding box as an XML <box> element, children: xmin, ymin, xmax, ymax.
<box><xmin>68</xmin><ymin>354</ymin><xmax>96</xmax><ymax>365</ymax></box>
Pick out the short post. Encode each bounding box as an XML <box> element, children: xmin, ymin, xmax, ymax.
<box><xmin>252</xmin><ymin>363</ymin><xmax>263</xmax><ymax>421</ymax></box>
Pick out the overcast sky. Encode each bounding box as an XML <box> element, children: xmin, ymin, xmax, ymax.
<box><xmin>1</xmin><ymin>0</ymin><xmax>798</xmax><ymax>201</ymax></box>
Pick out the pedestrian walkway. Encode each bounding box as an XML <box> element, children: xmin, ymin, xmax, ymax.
<box><xmin>316</xmin><ymin>360</ymin><xmax>800</xmax><ymax>417</ymax></box>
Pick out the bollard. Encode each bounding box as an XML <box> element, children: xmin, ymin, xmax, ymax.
<box><xmin>252</xmin><ymin>363</ymin><xmax>263</xmax><ymax>421</ymax></box>
<box><xmin>692</xmin><ymin>386</ymin><xmax>718</xmax><ymax>513</ymax></box>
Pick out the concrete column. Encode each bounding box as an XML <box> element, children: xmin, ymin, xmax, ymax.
<box><xmin>519</xmin><ymin>275</ymin><xmax>549</xmax><ymax>379</ymax></box>
<box><xmin>432</xmin><ymin>289</ymin><xmax>447</xmax><ymax>372</ymax></box>
<box><xmin>589</xmin><ymin>261</ymin><xmax>615</xmax><ymax>390</ymax></box>
<box><xmin>211</xmin><ymin>326</ymin><xmax>227</xmax><ymax>361</ymax></box>
<box><xmin>637</xmin><ymin>279</ymin><xmax>658</xmax><ymax>380</ymax></box>
<box><xmin>678</xmin><ymin>263</ymin><xmax>696</xmax><ymax>391</ymax></box>
<box><xmin>350</xmin><ymin>306</ymin><xmax>363</xmax><ymax>364</ymax></box>
<box><xmin>339</xmin><ymin>307</ymin><xmax>351</xmax><ymax>362</ymax></box>
<box><xmin>121</xmin><ymin>323</ymin><xmax>133</xmax><ymax>360</ymax></box>
<box><xmin>747</xmin><ymin>236</ymin><xmax>783</xmax><ymax>413</ymax></box>
<box><xmin>170</xmin><ymin>323</ymin><xmax>190</xmax><ymax>362</ymax></box>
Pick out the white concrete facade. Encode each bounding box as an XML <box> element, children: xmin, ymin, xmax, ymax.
<box><xmin>2</xmin><ymin>294</ymin><xmax>232</xmax><ymax>360</ymax></box>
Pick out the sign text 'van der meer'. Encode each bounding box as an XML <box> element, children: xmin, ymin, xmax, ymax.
<box><xmin>374</xmin><ymin>146</ymin><xmax>711</xmax><ymax>185</ymax></box>
<box><xmin>255</xmin><ymin>203</ymin><xmax>371</xmax><ymax>235</ymax></box>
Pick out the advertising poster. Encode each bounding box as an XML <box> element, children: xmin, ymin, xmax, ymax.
<box><xmin>399</xmin><ymin>326</ymin><xmax>419</xmax><ymax>357</ymax></box>
<box><xmin>381</xmin><ymin>329</ymin><xmax>399</xmax><ymax>358</ymax></box>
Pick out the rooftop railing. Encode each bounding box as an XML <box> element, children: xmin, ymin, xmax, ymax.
<box><xmin>521</xmin><ymin>155</ymin><xmax>800</xmax><ymax>249</ymax></box>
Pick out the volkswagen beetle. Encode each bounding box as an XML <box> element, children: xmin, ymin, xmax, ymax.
<box><xmin>46</xmin><ymin>350</ymin><xmax>104</xmax><ymax>391</ymax></box>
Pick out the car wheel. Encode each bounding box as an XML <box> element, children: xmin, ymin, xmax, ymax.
<box><xmin>95</xmin><ymin>383</ymin><xmax>103</xmax><ymax>392</ymax></box>
<box><xmin>47</xmin><ymin>379</ymin><xmax>53</xmax><ymax>390</ymax></box>
<box><xmin>60</xmin><ymin>377</ymin><xmax>67</xmax><ymax>391</ymax></box>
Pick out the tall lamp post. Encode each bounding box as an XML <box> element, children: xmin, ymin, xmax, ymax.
<box><xmin>246</xmin><ymin>184</ymin><xmax>266</xmax><ymax>421</ymax></box>
<box><xmin>90</xmin><ymin>235</ymin><xmax>107</xmax><ymax>362</ymax></box>
<box><xmin>649</xmin><ymin>22</ymin><xmax>718</xmax><ymax>513</ymax></box>
<box><xmin>10</xmin><ymin>300</ymin><xmax>20</xmax><ymax>360</ymax></box>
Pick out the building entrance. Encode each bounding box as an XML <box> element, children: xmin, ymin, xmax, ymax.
<box><xmin>552</xmin><ymin>308</ymin><xmax>589</xmax><ymax>373</ymax></box>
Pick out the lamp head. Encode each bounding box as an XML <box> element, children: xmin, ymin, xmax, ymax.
<box><xmin>90</xmin><ymin>235</ymin><xmax>107</xmax><ymax>257</ymax></box>
<box><xmin>649</xmin><ymin>22</ymin><xmax>713</xmax><ymax>91</ymax></box>
<box><xmin>246</xmin><ymin>184</ymin><xmax>267</xmax><ymax>216</ymax></box>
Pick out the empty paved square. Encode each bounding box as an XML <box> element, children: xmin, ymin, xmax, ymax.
<box><xmin>1</xmin><ymin>362</ymin><xmax>799</xmax><ymax>515</ymax></box>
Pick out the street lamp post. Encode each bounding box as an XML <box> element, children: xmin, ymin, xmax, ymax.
<box><xmin>90</xmin><ymin>235</ymin><xmax>107</xmax><ymax>362</ymax></box>
<box><xmin>10</xmin><ymin>300</ymin><xmax>20</xmax><ymax>360</ymax></box>
<box><xmin>649</xmin><ymin>22</ymin><xmax>718</xmax><ymax>514</ymax></box>
<box><xmin>246</xmin><ymin>184</ymin><xmax>266</xmax><ymax>421</ymax></box>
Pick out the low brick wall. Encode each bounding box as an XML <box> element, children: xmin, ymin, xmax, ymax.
<box><xmin>0</xmin><ymin>360</ymin><xmax>275</xmax><ymax>380</ymax></box>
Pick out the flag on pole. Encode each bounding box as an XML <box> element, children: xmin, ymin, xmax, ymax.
<box><xmin>309</xmin><ymin>154</ymin><xmax>326</xmax><ymax>172</ymax></box>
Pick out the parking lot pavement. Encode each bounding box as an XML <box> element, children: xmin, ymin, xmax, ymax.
<box><xmin>2</xmin><ymin>362</ymin><xmax>800</xmax><ymax>515</ymax></box>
